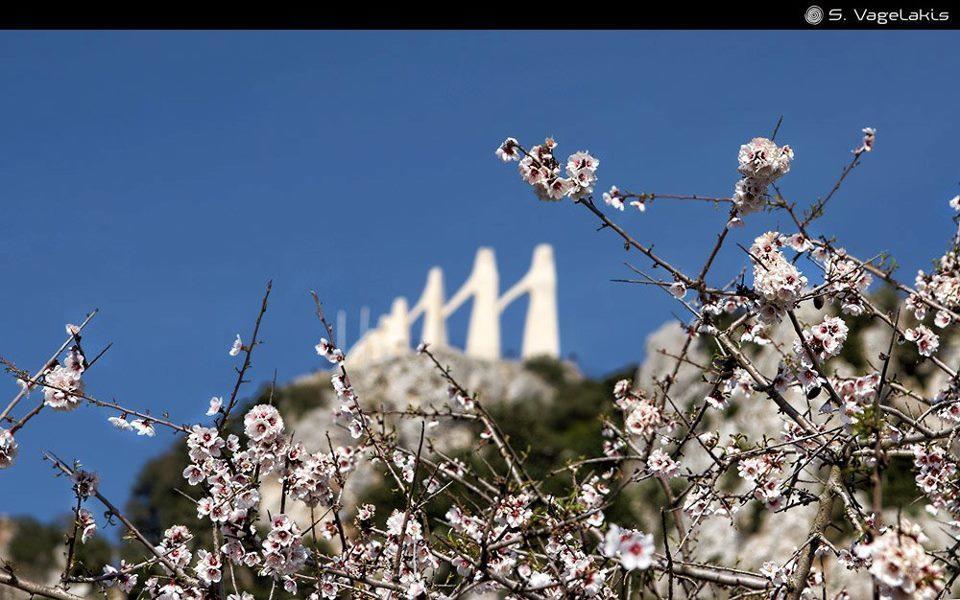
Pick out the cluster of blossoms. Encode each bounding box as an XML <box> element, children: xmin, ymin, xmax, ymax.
<box><xmin>194</xmin><ymin>548</ymin><xmax>223</xmax><ymax>585</ymax></box>
<box><xmin>158</xmin><ymin>524</ymin><xmax>194</xmax><ymax>570</ymax></box>
<box><xmin>935</xmin><ymin>376</ymin><xmax>960</xmax><ymax>422</ymax></box>
<box><xmin>830</xmin><ymin>373</ymin><xmax>880</xmax><ymax>426</ymax></box>
<box><xmin>178</xmin><ymin>412</ymin><xmax>273</xmax><ymax>574</ymax></box>
<box><xmin>496</xmin><ymin>137</ymin><xmax>599</xmax><ymax>201</ymax></box>
<box><xmin>613</xmin><ymin>379</ymin><xmax>665</xmax><ymax>438</ymax></box>
<box><xmin>43</xmin><ymin>347</ymin><xmax>85</xmax><ymax>411</ymax></box>
<box><xmin>683</xmin><ymin>481</ymin><xmax>736</xmax><ymax>524</ymax></box>
<box><xmin>797</xmin><ymin>315</ymin><xmax>849</xmax><ymax>363</ymax></box>
<box><xmin>496</xmin><ymin>492</ymin><xmax>534</xmax><ymax>528</ymax></box>
<box><xmin>101</xmin><ymin>560</ymin><xmax>138</xmax><ymax>594</ymax></box>
<box><xmin>136</xmin><ymin>526</ymin><xmax>204</xmax><ymax>599</ymax></box>
<box><xmin>546</xmin><ymin>538</ymin><xmax>609</xmax><ymax>596</ymax></box>
<box><xmin>602</xmin><ymin>525</ymin><xmax>655</xmax><ymax>571</ymax></box>
<box><xmin>703</xmin><ymin>293</ymin><xmax>751</xmax><ymax>320</ymax></box>
<box><xmin>813</xmin><ymin>246</ymin><xmax>872</xmax><ymax>315</ymax></box>
<box><xmin>330</xmin><ymin>371</ymin><xmax>357</xmax><ymax>411</ymax></box>
<box><xmin>385</xmin><ymin>508</ymin><xmax>441</xmax><ymax>597</ymax></box>
<box><xmin>737</xmin><ymin>451</ymin><xmax>787</xmax><ymax>510</ymax></box>
<box><xmin>329</xmin><ymin>369</ymin><xmax>371</xmax><ymax>439</ymax></box>
<box><xmin>759</xmin><ymin>560</ymin><xmax>797</xmax><ymax>589</ymax></box>
<box><xmin>907</xmin><ymin>244</ymin><xmax>960</xmax><ymax>329</ymax></box>
<box><xmin>578</xmin><ymin>475</ymin><xmax>612</xmax><ymax>527</ymax></box>
<box><xmin>244</xmin><ymin>403</ymin><xmax>284</xmax><ymax>446</ymax></box>
<box><xmin>600</xmin><ymin>424</ymin><xmax>627</xmax><ymax>459</ymax></box>
<box><xmin>750</xmin><ymin>231</ymin><xmax>808</xmax><ymax>323</ymax></box>
<box><xmin>392</xmin><ymin>449</ymin><xmax>419</xmax><ymax>484</ymax></box>
<box><xmin>181</xmin><ymin>396</ymin><xmax>363</xmax><ymax>594</ymax></box>
<box><xmin>288</xmin><ymin>442</ymin><xmax>356</xmax><ymax>506</ymax></box>
<box><xmin>732</xmin><ymin>137</ymin><xmax>794</xmax><ymax>216</ymax></box>
<box><xmin>646</xmin><ymin>447</ymin><xmax>679</xmax><ymax>478</ymax></box>
<box><xmin>520</xmin><ymin>535</ymin><xmax>608</xmax><ymax>597</ymax></box>
<box><xmin>853</xmin><ymin>521</ymin><xmax>945</xmax><ymax>599</ymax></box>
<box><xmin>785</xmin><ymin>363</ymin><xmax>825</xmax><ymax>400</ymax></box>
<box><xmin>315</xmin><ymin>337</ymin><xmax>344</xmax><ymax>364</ymax></box>
<box><xmin>705</xmin><ymin>367</ymin><xmax>756</xmax><ymax>410</ymax></box>
<box><xmin>600</xmin><ymin>185</ymin><xmax>646</xmax><ymax>212</ymax></box>
<box><xmin>898</xmin><ymin>216</ymin><xmax>954</xmax><ymax>362</ymax></box>
<box><xmin>261</xmin><ymin>514</ymin><xmax>308</xmax><ymax>591</ymax></box>
<box><xmin>904</xmin><ymin>324</ymin><xmax>941</xmax><ymax>357</ymax></box>
<box><xmin>912</xmin><ymin>444</ymin><xmax>958</xmax><ymax>515</ymax></box>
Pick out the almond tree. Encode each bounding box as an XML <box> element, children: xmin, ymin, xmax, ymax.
<box><xmin>1</xmin><ymin>124</ymin><xmax>957</xmax><ymax>599</ymax></box>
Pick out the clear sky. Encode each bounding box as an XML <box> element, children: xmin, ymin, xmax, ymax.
<box><xmin>1</xmin><ymin>31</ymin><xmax>958</xmax><ymax>521</ymax></box>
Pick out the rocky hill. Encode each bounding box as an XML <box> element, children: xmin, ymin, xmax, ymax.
<box><xmin>259</xmin><ymin>349</ymin><xmax>584</xmax><ymax>526</ymax></box>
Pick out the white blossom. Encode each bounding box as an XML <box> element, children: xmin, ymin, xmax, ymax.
<box><xmin>43</xmin><ymin>360</ymin><xmax>84</xmax><ymax>411</ymax></box>
<box><xmin>229</xmin><ymin>334</ymin><xmax>243</xmax><ymax>357</ymax></box>
<box><xmin>206</xmin><ymin>396</ymin><xmax>223</xmax><ymax>416</ymax></box>
<box><xmin>130</xmin><ymin>419</ymin><xmax>156</xmax><ymax>437</ymax></box>
<box><xmin>495</xmin><ymin>137</ymin><xmax>520</xmax><ymax>162</ymax></box>
<box><xmin>0</xmin><ymin>428</ymin><xmax>17</xmax><ymax>469</ymax></box>
<box><xmin>108</xmin><ymin>416</ymin><xmax>132</xmax><ymax>430</ymax></box>
<box><xmin>602</xmin><ymin>186</ymin><xmax>624</xmax><ymax>211</ymax></box>
<box><xmin>854</xmin><ymin>522</ymin><xmax>944</xmax><ymax>598</ymax></box>
<box><xmin>603</xmin><ymin>525</ymin><xmax>655</xmax><ymax>571</ymax></box>
<box><xmin>647</xmin><ymin>448</ymin><xmax>679</xmax><ymax>478</ymax></box>
<box><xmin>102</xmin><ymin>562</ymin><xmax>138</xmax><ymax>593</ymax></box>
<box><xmin>905</xmin><ymin>325</ymin><xmax>940</xmax><ymax>357</ymax></box>
<box><xmin>78</xmin><ymin>508</ymin><xmax>97</xmax><ymax>543</ymax></box>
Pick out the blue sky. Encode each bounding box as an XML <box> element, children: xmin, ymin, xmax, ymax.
<box><xmin>1</xmin><ymin>31</ymin><xmax>958</xmax><ymax>521</ymax></box>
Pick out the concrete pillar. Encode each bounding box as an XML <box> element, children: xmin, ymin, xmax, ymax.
<box><xmin>465</xmin><ymin>248</ymin><xmax>500</xmax><ymax>360</ymax></box>
<box><xmin>384</xmin><ymin>297</ymin><xmax>410</xmax><ymax>356</ymax></box>
<box><xmin>419</xmin><ymin>267</ymin><xmax>448</xmax><ymax>348</ymax></box>
<box><xmin>521</xmin><ymin>244</ymin><xmax>559</xmax><ymax>359</ymax></box>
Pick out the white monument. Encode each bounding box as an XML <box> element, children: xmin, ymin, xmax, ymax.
<box><xmin>345</xmin><ymin>244</ymin><xmax>560</xmax><ymax>367</ymax></box>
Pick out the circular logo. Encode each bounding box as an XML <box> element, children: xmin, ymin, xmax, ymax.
<box><xmin>805</xmin><ymin>5</ymin><xmax>824</xmax><ymax>24</ymax></box>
